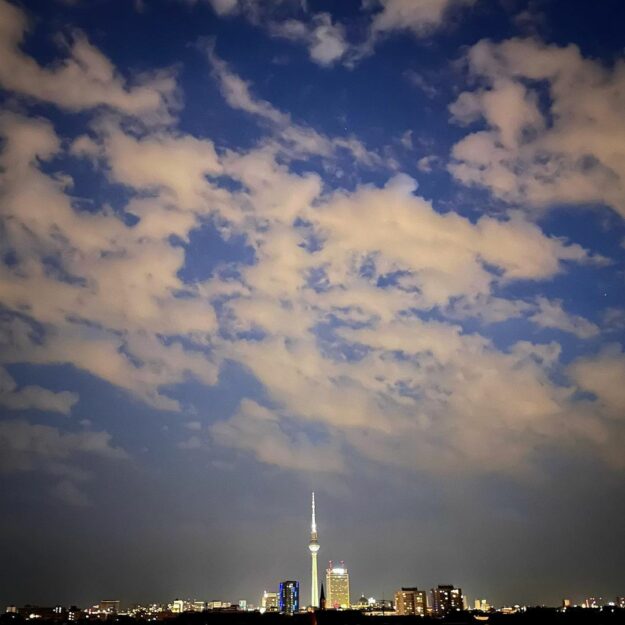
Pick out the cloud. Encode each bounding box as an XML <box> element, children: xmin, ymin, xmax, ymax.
<box><xmin>204</xmin><ymin>169</ymin><xmax>612</xmax><ymax>476</ymax></box>
<box><xmin>0</xmin><ymin>367</ymin><xmax>79</xmax><ymax>415</ymax></box>
<box><xmin>51</xmin><ymin>479</ymin><xmax>91</xmax><ymax>507</ymax></box>
<box><xmin>370</xmin><ymin>0</ymin><xmax>476</xmax><ymax>37</ymax></box>
<box><xmin>0</xmin><ymin>419</ymin><xmax>126</xmax><ymax>475</ymax></box>
<box><xmin>449</xmin><ymin>37</ymin><xmax>625</xmax><ymax>218</ymax></box>
<box><xmin>0</xmin><ymin>419</ymin><xmax>126</xmax><ymax>506</ymax></box>
<box><xmin>178</xmin><ymin>435</ymin><xmax>204</xmax><ymax>450</ymax></box>
<box><xmin>0</xmin><ymin>112</ymin><xmax>219</xmax><ymax>410</ymax></box>
<box><xmin>269</xmin><ymin>13</ymin><xmax>348</xmax><ymax>66</ymax></box>
<box><xmin>404</xmin><ymin>70</ymin><xmax>438</xmax><ymax>98</ymax></box>
<box><xmin>206</xmin><ymin>0</ymin><xmax>239</xmax><ymax>15</ymax></box>
<box><xmin>207</xmin><ymin>47</ymin><xmax>379</xmax><ymax>165</ymax></box>
<box><xmin>310</xmin><ymin>175</ymin><xmax>588</xmax><ymax>307</ymax></box>
<box><xmin>0</xmin><ymin>0</ymin><xmax>176</xmax><ymax>118</ymax></box>
<box><xmin>0</xmin><ymin>16</ymin><xmax>620</xmax><ymax>484</ymax></box>
<box><xmin>190</xmin><ymin>0</ymin><xmax>477</xmax><ymax>69</ymax></box>
<box><xmin>530</xmin><ymin>297</ymin><xmax>599</xmax><ymax>339</ymax></box>
<box><xmin>211</xmin><ymin>399</ymin><xmax>345</xmax><ymax>472</ymax></box>
<box><xmin>569</xmin><ymin>347</ymin><xmax>625</xmax><ymax>415</ymax></box>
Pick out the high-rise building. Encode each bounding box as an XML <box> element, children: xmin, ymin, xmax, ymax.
<box><xmin>474</xmin><ymin>599</ymin><xmax>490</xmax><ymax>612</ymax></box>
<box><xmin>431</xmin><ymin>585</ymin><xmax>463</xmax><ymax>617</ymax></box>
<box><xmin>309</xmin><ymin>492</ymin><xmax>320</xmax><ymax>607</ymax></box>
<box><xmin>279</xmin><ymin>581</ymin><xmax>300</xmax><ymax>615</ymax></box>
<box><xmin>326</xmin><ymin>562</ymin><xmax>350</xmax><ymax>609</ymax></box>
<box><xmin>395</xmin><ymin>588</ymin><xmax>427</xmax><ymax>616</ymax></box>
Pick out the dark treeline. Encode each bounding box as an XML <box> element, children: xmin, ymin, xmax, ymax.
<box><xmin>4</xmin><ymin>608</ymin><xmax>625</xmax><ymax>625</ymax></box>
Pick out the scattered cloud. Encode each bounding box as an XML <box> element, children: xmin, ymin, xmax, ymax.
<box><xmin>269</xmin><ymin>13</ymin><xmax>348</xmax><ymax>66</ymax></box>
<box><xmin>369</xmin><ymin>0</ymin><xmax>477</xmax><ymax>37</ymax></box>
<box><xmin>0</xmin><ymin>367</ymin><xmax>78</xmax><ymax>415</ymax></box>
<box><xmin>404</xmin><ymin>70</ymin><xmax>438</xmax><ymax>98</ymax></box>
<box><xmin>0</xmin><ymin>419</ymin><xmax>126</xmax><ymax>474</ymax></box>
<box><xmin>449</xmin><ymin>38</ymin><xmax>625</xmax><ymax>218</ymax></box>
<box><xmin>0</xmin><ymin>0</ymin><xmax>176</xmax><ymax>119</ymax></box>
<box><xmin>211</xmin><ymin>399</ymin><xmax>345</xmax><ymax>472</ymax></box>
<box><xmin>530</xmin><ymin>297</ymin><xmax>599</xmax><ymax>339</ymax></box>
<box><xmin>0</xmin><ymin>7</ymin><xmax>622</xmax><ymax>485</ymax></box>
<box><xmin>207</xmin><ymin>46</ymin><xmax>380</xmax><ymax>165</ymax></box>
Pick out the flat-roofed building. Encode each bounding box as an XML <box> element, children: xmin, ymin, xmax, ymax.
<box><xmin>395</xmin><ymin>587</ymin><xmax>427</xmax><ymax>616</ymax></box>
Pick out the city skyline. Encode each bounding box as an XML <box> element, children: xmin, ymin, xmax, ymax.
<box><xmin>3</xmin><ymin>492</ymin><xmax>621</xmax><ymax>613</ymax></box>
<box><xmin>1</xmin><ymin>0</ymin><xmax>624</xmax><ymax>610</ymax></box>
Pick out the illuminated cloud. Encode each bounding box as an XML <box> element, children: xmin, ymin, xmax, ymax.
<box><xmin>269</xmin><ymin>13</ymin><xmax>349</xmax><ymax>66</ymax></box>
<box><xmin>0</xmin><ymin>0</ymin><xmax>176</xmax><ymax>118</ymax></box>
<box><xmin>370</xmin><ymin>0</ymin><xmax>477</xmax><ymax>37</ymax></box>
<box><xmin>450</xmin><ymin>38</ymin><xmax>625</xmax><ymax>217</ymax></box>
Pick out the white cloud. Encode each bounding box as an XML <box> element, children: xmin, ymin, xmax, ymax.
<box><xmin>270</xmin><ymin>13</ymin><xmax>348</xmax><ymax>66</ymax></box>
<box><xmin>530</xmin><ymin>297</ymin><xmax>599</xmax><ymax>339</ymax></box>
<box><xmin>311</xmin><ymin>175</ymin><xmax>588</xmax><ymax>308</ymax></box>
<box><xmin>449</xmin><ymin>38</ymin><xmax>625</xmax><ymax>218</ymax></box>
<box><xmin>0</xmin><ymin>112</ymin><xmax>219</xmax><ymax>410</ymax></box>
<box><xmin>0</xmin><ymin>0</ymin><xmax>176</xmax><ymax>119</ymax></box>
<box><xmin>207</xmin><ymin>48</ymin><xmax>379</xmax><ymax>165</ymax></box>
<box><xmin>1</xmin><ymin>20</ymin><xmax>621</xmax><ymax>484</ymax></box>
<box><xmin>370</xmin><ymin>0</ymin><xmax>476</xmax><ymax>37</ymax></box>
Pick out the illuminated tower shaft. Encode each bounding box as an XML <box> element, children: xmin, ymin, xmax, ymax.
<box><xmin>309</xmin><ymin>492</ymin><xmax>320</xmax><ymax>607</ymax></box>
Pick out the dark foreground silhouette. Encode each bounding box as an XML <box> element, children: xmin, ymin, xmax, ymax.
<box><xmin>3</xmin><ymin>608</ymin><xmax>625</xmax><ymax>625</ymax></box>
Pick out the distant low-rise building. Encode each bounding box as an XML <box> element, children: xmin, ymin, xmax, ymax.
<box><xmin>98</xmin><ymin>601</ymin><xmax>120</xmax><ymax>615</ymax></box>
<box><xmin>261</xmin><ymin>591</ymin><xmax>278</xmax><ymax>613</ymax></box>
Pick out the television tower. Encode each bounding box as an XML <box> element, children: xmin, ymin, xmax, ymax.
<box><xmin>309</xmin><ymin>492</ymin><xmax>320</xmax><ymax>607</ymax></box>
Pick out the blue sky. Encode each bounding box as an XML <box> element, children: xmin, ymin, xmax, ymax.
<box><xmin>1</xmin><ymin>0</ymin><xmax>625</xmax><ymax>610</ymax></box>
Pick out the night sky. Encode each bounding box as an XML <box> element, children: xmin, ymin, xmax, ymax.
<box><xmin>1</xmin><ymin>0</ymin><xmax>625</xmax><ymax>611</ymax></box>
